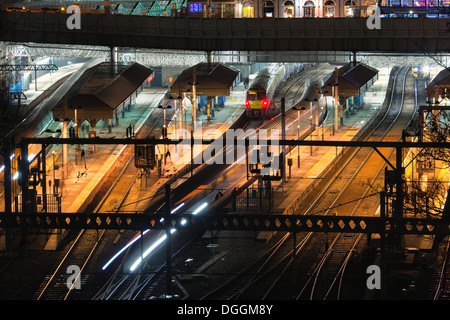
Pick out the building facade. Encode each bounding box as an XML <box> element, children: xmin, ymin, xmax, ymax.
<box><xmin>187</xmin><ymin>0</ymin><xmax>378</xmax><ymax>18</ymax></box>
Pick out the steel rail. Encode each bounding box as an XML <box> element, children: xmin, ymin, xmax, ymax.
<box><xmin>199</xmin><ymin>68</ymin><xmax>398</xmax><ymax>300</ymax></box>
<box><xmin>227</xmin><ymin>67</ymin><xmax>410</xmax><ymax>300</ymax></box>
<box><xmin>295</xmin><ymin>66</ymin><xmax>411</xmax><ymax>300</ymax></box>
<box><xmin>305</xmin><ymin>66</ymin><xmax>419</xmax><ymax>300</ymax></box>
<box><xmin>35</xmin><ymin>100</ymin><xmax>168</xmax><ymax>300</ymax></box>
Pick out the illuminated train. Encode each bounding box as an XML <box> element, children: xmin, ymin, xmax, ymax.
<box><xmin>102</xmin><ymin>185</ymin><xmax>222</xmax><ymax>273</ymax></box>
<box><xmin>412</xmin><ymin>65</ymin><xmax>430</xmax><ymax>79</ymax></box>
<box><xmin>245</xmin><ymin>63</ymin><xmax>304</xmax><ymax>118</ymax></box>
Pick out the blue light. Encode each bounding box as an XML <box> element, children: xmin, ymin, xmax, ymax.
<box><xmin>189</xmin><ymin>3</ymin><xmax>202</xmax><ymax>12</ymax></box>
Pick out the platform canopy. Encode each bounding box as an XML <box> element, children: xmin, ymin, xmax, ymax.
<box><xmin>169</xmin><ymin>62</ymin><xmax>239</xmax><ymax>97</ymax></box>
<box><xmin>321</xmin><ymin>62</ymin><xmax>378</xmax><ymax>100</ymax></box>
<box><xmin>427</xmin><ymin>68</ymin><xmax>450</xmax><ymax>99</ymax></box>
<box><xmin>52</xmin><ymin>62</ymin><xmax>153</xmax><ymax>122</ymax></box>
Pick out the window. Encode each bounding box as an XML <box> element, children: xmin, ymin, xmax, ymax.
<box><xmin>344</xmin><ymin>0</ymin><xmax>356</xmax><ymax>16</ymax></box>
<box><xmin>257</xmin><ymin>91</ymin><xmax>266</xmax><ymax>100</ymax></box>
<box><xmin>263</xmin><ymin>1</ymin><xmax>274</xmax><ymax>17</ymax></box>
<box><xmin>243</xmin><ymin>0</ymin><xmax>255</xmax><ymax>17</ymax></box>
<box><xmin>324</xmin><ymin>0</ymin><xmax>335</xmax><ymax>17</ymax></box>
<box><xmin>283</xmin><ymin>0</ymin><xmax>295</xmax><ymax>17</ymax></box>
<box><xmin>413</xmin><ymin>0</ymin><xmax>426</xmax><ymax>5</ymax></box>
<box><xmin>303</xmin><ymin>0</ymin><xmax>315</xmax><ymax>17</ymax></box>
<box><xmin>247</xmin><ymin>92</ymin><xmax>257</xmax><ymax>101</ymax></box>
<box><xmin>188</xmin><ymin>3</ymin><xmax>203</xmax><ymax>13</ymax></box>
<box><xmin>362</xmin><ymin>0</ymin><xmax>376</xmax><ymax>17</ymax></box>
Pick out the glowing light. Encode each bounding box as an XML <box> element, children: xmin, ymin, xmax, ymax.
<box><xmin>102</xmin><ymin>202</ymin><xmax>185</xmax><ymax>271</ymax></box>
<box><xmin>192</xmin><ymin>202</ymin><xmax>207</xmax><ymax>215</ymax></box>
<box><xmin>129</xmin><ymin>202</ymin><xmax>207</xmax><ymax>272</ymax></box>
<box><xmin>101</xmin><ymin>229</ymin><xmax>150</xmax><ymax>271</ymax></box>
<box><xmin>129</xmin><ymin>228</ymin><xmax>177</xmax><ymax>272</ymax></box>
<box><xmin>13</xmin><ymin>172</ymin><xmax>19</xmax><ymax>180</ymax></box>
<box><xmin>1</xmin><ymin>154</ymin><xmax>16</xmax><ymax>173</ymax></box>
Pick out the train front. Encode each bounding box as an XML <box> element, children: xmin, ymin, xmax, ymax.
<box><xmin>245</xmin><ymin>86</ymin><xmax>270</xmax><ymax>118</ymax></box>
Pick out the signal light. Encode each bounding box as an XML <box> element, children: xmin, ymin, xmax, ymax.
<box><xmin>263</xmin><ymin>100</ymin><xmax>268</xmax><ymax>108</ymax></box>
<box><xmin>245</xmin><ymin>100</ymin><xmax>250</xmax><ymax>107</ymax></box>
<box><xmin>168</xmin><ymin>76</ymin><xmax>174</xmax><ymax>83</ymax></box>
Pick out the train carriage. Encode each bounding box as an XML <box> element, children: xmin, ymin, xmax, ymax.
<box><xmin>413</xmin><ymin>65</ymin><xmax>430</xmax><ymax>79</ymax></box>
<box><xmin>245</xmin><ymin>64</ymin><xmax>285</xmax><ymax>118</ymax></box>
<box><xmin>245</xmin><ymin>63</ymin><xmax>303</xmax><ymax>118</ymax></box>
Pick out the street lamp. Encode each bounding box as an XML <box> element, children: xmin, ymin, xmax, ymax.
<box><xmin>158</xmin><ymin>104</ymin><xmax>173</xmax><ymax>138</ymax></box>
<box><xmin>309</xmin><ymin>115</ymin><xmax>314</xmax><ymax>156</ymax></box>
<box><xmin>45</xmin><ymin>128</ymin><xmax>62</xmax><ymax>194</ymax></box>
<box><xmin>158</xmin><ymin>104</ymin><xmax>173</xmax><ymax>166</ymax></box>
<box><xmin>168</xmin><ymin>95</ymin><xmax>182</xmax><ymax>130</ymax></box>
<box><xmin>292</xmin><ymin>105</ymin><xmax>306</xmax><ymax>168</ymax></box>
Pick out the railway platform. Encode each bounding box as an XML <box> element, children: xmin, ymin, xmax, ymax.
<box><xmin>275</xmin><ymin>70</ymin><xmax>389</xmax><ymax>214</ymax></box>
<box><xmin>106</xmin><ymin>81</ymin><xmax>248</xmax><ymax>215</ymax></box>
<box><xmin>221</xmin><ymin>67</ymin><xmax>394</xmax><ymax>241</ymax></box>
<box><xmin>33</xmin><ymin>82</ymin><xmax>247</xmax><ymax>251</ymax></box>
<box><xmin>274</xmin><ymin>68</ymin><xmax>391</xmax><ymax>217</ymax></box>
<box><xmin>1</xmin><ymin>61</ymin><xmax>88</xmax><ymax>137</ymax></box>
<box><xmin>40</xmin><ymin>88</ymin><xmax>166</xmax><ymax>250</ymax></box>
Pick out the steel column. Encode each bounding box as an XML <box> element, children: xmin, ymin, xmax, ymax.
<box><xmin>165</xmin><ymin>183</ymin><xmax>172</xmax><ymax>296</ymax></box>
<box><xmin>3</xmin><ymin>139</ymin><xmax>12</xmax><ymax>251</ymax></box>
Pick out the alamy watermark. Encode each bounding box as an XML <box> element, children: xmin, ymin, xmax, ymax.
<box><xmin>66</xmin><ymin>265</ymin><xmax>81</xmax><ymax>290</ymax></box>
<box><xmin>366</xmin><ymin>5</ymin><xmax>381</xmax><ymax>30</ymax></box>
<box><xmin>66</xmin><ymin>5</ymin><xmax>81</xmax><ymax>30</ymax></box>
<box><xmin>366</xmin><ymin>265</ymin><xmax>381</xmax><ymax>290</ymax></box>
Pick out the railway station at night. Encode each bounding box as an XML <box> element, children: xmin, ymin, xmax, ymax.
<box><xmin>2</xmin><ymin>0</ymin><xmax>450</xmax><ymax>311</ymax></box>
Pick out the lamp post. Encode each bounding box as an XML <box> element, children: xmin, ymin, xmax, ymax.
<box><xmin>168</xmin><ymin>95</ymin><xmax>182</xmax><ymax>131</ymax></box>
<box><xmin>321</xmin><ymin>105</ymin><xmax>325</xmax><ymax>141</ymax></box>
<box><xmin>158</xmin><ymin>104</ymin><xmax>173</xmax><ymax>165</ymax></box>
<box><xmin>44</xmin><ymin>128</ymin><xmax>62</xmax><ymax>194</ymax></box>
<box><xmin>308</xmin><ymin>115</ymin><xmax>317</xmax><ymax>156</ymax></box>
<box><xmin>292</xmin><ymin>105</ymin><xmax>306</xmax><ymax>168</ymax></box>
<box><xmin>305</xmin><ymin>98</ymin><xmax>316</xmax><ymax>155</ymax></box>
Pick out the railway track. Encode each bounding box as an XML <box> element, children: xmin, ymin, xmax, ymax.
<box><xmin>432</xmin><ymin>238</ymin><xmax>450</xmax><ymax>300</ymax></box>
<box><xmin>33</xmin><ymin>96</ymin><xmax>171</xmax><ymax>300</ymax></box>
<box><xmin>200</xmin><ymin>66</ymin><xmax>419</xmax><ymax>300</ymax></box>
<box><xmin>92</xmin><ymin>115</ymin><xmax>269</xmax><ymax>300</ymax></box>
<box><xmin>90</xmin><ymin>67</ymin><xmax>335</xmax><ymax>300</ymax></box>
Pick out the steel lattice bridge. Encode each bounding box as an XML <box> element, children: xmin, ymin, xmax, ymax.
<box><xmin>0</xmin><ymin>211</ymin><xmax>449</xmax><ymax>235</ymax></box>
<box><xmin>4</xmin><ymin>136</ymin><xmax>450</xmax><ymax>236</ymax></box>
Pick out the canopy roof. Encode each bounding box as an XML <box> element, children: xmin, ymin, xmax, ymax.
<box><xmin>322</xmin><ymin>62</ymin><xmax>378</xmax><ymax>99</ymax></box>
<box><xmin>169</xmin><ymin>62</ymin><xmax>238</xmax><ymax>97</ymax></box>
<box><xmin>427</xmin><ymin>68</ymin><xmax>450</xmax><ymax>98</ymax></box>
<box><xmin>52</xmin><ymin>62</ymin><xmax>152</xmax><ymax>121</ymax></box>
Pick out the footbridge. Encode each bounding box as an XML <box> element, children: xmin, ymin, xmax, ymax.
<box><xmin>1</xmin><ymin>11</ymin><xmax>450</xmax><ymax>52</ymax></box>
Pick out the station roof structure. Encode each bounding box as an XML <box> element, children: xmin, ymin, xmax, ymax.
<box><xmin>169</xmin><ymin>62</ymin><xmax>239</xmax><ymax>97</ymax></box>
<box><xmin>52</xmin><ymin>62</ymin><xmax>152</xmax><ymax>122</ymax></box>
<box><xmin>321</xmin><ymin>62</ymin><xmax>378</xmax><ymax>100</ymax></box>
<box><xmin>427</xmin><ymin>68</ymin><xmax>450</xmax><ymax>99</ymax></box>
